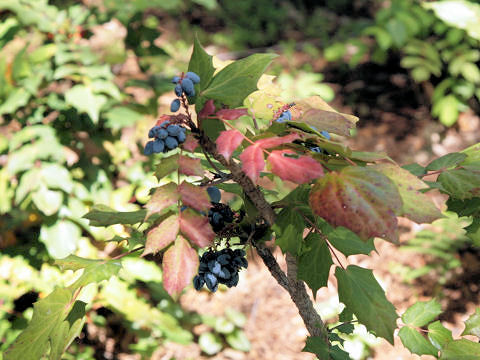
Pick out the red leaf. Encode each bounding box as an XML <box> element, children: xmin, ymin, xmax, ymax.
<box><xmin>267</xmin><ymin>150</ymin><xmax>323</xmax><ymax>184</ymax></box>
<box><xmin>180</xmin><ymin>209</ymin><xmax>215</xmax><ymax>247</ymax></box>
<box><xmin>145</xmin><ymin>183</ymin><xmax>179</xmax><ymax>220</ymax></box>
<box><xmin>216</xmin><ymin>108</ymin><xmax>248</xmax><ymax>120</ymax></box>
<box><xmin>309</xmin><ymin>167</ymin><xmax>402</xmax><ymax>243</ymax></box>
<box><xmin>239</xmin><ymin>144</ymin><xmax>265</xmax><ymax>184</ymax></box>
<box><xmin>216</xmin><ymin>130</ymin><xmax>244</xmax><ymax>161</ymax></box>
<box><xmin>162</xmin><ymin>235</ymin><xmax>199</xmax><ymax>298</ymax></box>
<box><xmin>181</xmin><ymin>134</ymin><xmax>199</xmax><ymax>152</ymax></box>
<box><xmin>199</xmin><ymin>99</ymin><xmax>215</xmax><ymax>118</ymax></box>
<box><xmin>178</xmin><ymin>181</ymin><xmax>211</xmax><ymax>212</ymax></box>
<box><xmin>255</xmin><ymin>133</ymin><xmax>300</xmax><ymax>149</ymax></box>
<box><xmin>143</xmin><ymin>214</ymin><xmax>179</xmax><ymax>256</ymax></box>
<box><xmin>155</xmin><ymin>114</ymin><xmax>172</xmax><ymax>127</ymax></box>
<box><xmin>179</xmin><ymin>155</ymin><xmax>204</xmax><ymax>177</ymax></box>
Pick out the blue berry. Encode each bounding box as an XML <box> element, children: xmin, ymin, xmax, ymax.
<box><xmin>217</xmin><ymin>254</ymin><xmax>231</xmax><ymax>265</ymax></box>
<box><xmin>172</xmin><ymin>76</ymin><xmax>181</xmax><ymax>84</ymax></box>
<box><xmin>204</xmin><ymin>272</ymin><xmax>218</xmax><ymax>292</ymax></box>
<box><xmin>321</xmin><ymin>130</ymin><xmax>331</xmax><ymax>140</ymax></box>
<box><xmin>181</xmin><ymin>78</ymin><xmax>195</xmax><ymax>96</ymax></box>
<box><xmin>185</xmin><ymin>71</ymin><xmax>200</xmax><ymax>84</ymax></box>
<box><xmin>218</xmin><ymin>267</ymin><xmax>231</xmax><ymax>280</ymax></box>
<box><xmin>152</xmin><ymin>139</ymin><xmax>165</xmax><ymax>153</ymax></box>
<box><xmin>284</xmin><ymin>110</ymin><xmax>292</xmax><ymax>120</ymax></box>
<box><xmin>174</xmin><ymin>83</ymin><xmax>183</xmax><ymax>97</ymax></box>
<box><xmin>167</xmin><ymin>124</ymin><xmax>182</xmax><ymax>137</ymax></box>
<box><xmin>193</xmin><ymin>275</ymin><xmax>205</xmax><ymax>290</ymax></box>
<box><xmin>207</xmin><ymin>186</ymin><xmax>221</xmax><ymax>203</ymax></box>
<box><xmin>148</xmin><ymin>126</ymin><xmax>160</xmax><ymax>138</ymax></box>
<box><xmin>212</xmin><ymin>212</ymin><xmax>223</xmax><ymax>225</ymax></box>
<box><xmin>170</xmin><ymin>99</ymin><xmax>181</xmax><ymax>112</ymax></box>
<box><xmin>177</xmin><ymin>131</ymin><xmax>186</xmax><ymax>143</ymax></box>
<box><xmin>165</xmin><ymin>136</ymin><xmax>178</xmax><ymax>149</ymax></box>
<box><xmin>144</xmin><ymin>141</ymin><xmax>154</xmax><ymax>155</ymax></box>
<box><xmin>311</xmin><ymin>147</ymin><xmax>322</xmax><ymax>153</ymax></box>
<box><xmin>157</xmin><ymin>128</ymin><xmax>168</xmax><ymax>139</ymax></box>
<box><xmin>208</xmin><ymin>260</ymin><xmax>222</xmax><ymax>276</ymax></box>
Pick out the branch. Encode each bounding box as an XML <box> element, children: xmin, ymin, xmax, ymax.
<box><xmin>197</xmin><ymin>129</ymin><xmax>329</xmax><ymax>343</ymax></box>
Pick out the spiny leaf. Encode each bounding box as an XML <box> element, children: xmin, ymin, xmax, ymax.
<box><xmin>216</xmin><ymin>129</ymin><xmax>244</xmax><ymax>161</ymax></box>
<box><xmin>318</xmin><ymin>220</ymin><xmax>376</xmax><ymax>256</ymax></box>
<box><xmin>178</xmin><ymin>181</ymin><xmax>211</xmax><ymax>212</ymax></box>
<box><xmin>54</xmin><ymin>255</ymin><xmax>103</xmax><ymax>271</ymax></box>
<box><xmin>255</xmin><ymin>133</ymin><xmax>300</xmax><ymax>149</ymax></box>
<box><xmin>239</xmin><ymin>143</ymin><xmax>264</xmax><ymax>184</ymax></box>
<box><xmin>401</xmin><ymin>299</ymin><xmax>442</xmax><ymax>327</ymax></box>
<box><xmin>428</xmin><ymin>321</ymin><xmax>453</xmax><ymax>350</ymax></box>
<box><xmin>272</xmin><ymin>207</ymin><xmax>304</xmax><ymax>255</ymax></box>
<box><xmin>372</xmin><ymin>163</ymin><xmax>443</xmax><ymax>224</ymax></box>
<box><xmin>155</xmin><ymin>153</ymin><xmax>179</xmax><ymax>179</ymax></box>
<box><xmin>216</xmin><ymin>108</ymin><xmax>248</xmax><ymax>120</ymax></box>
<box><xmin>440</xmin><ymin>339</ymin><xmax>480</xmax><ymax>359</ymax></box>
<box><xmin>438</xmin><ymin>168</ymin><xmax>480</xmax><ymax>200</ymax></box>
<box><xmin>462</xmin><ymin>308</ymin><xmax>480</xmax><ymax>337</ymax></box>
<box><xmin>267</xmin><ymin>150</ymin><xmax>323</xmax><ymax>184</ymax></box>
<box><xmin>143</xmin><ymin>214</ymin><xmax>180</xmax><ymax>256</ymax></box>
<box><xmin>199</xmin><ymin>99</ymin><xmax>216</xmax><ymax>118</ymax></box>
<box><xmin>310</xmin><ymin>167</ymin><xmax>402</xmax><ymax>243</ymax></box>
<box><xmin>83</xmin><ymin>204</ymin><xmax>146</xmax><ymax>226</ymax></box>
<box><xmin>335</xmin><ymin>265</ymin><xmax>398</xmax><ymax>344</ymax></box>
<box><xmin>145</xmin><ymin>183</ymin><xmax>179</xmax><ymax>220</ymax></box>
<box><xmin>162</xmin><ymin>235</ymin><xmax>199</xmax><ymax>298</ymax></box>
<box><xmin>188</xmin><ymin>35</ymin><xmax>215</xmax><ymax>93</ymax></box>
<box><xmin>182</xmin><ymin>134</ymin><xmax>199</xmax><ymax>152</ymax></box>
<box><xmin>426</xmin><ymin>152</ymin><xmax>467</xmax><ymax>171</ymax></box>
<box><xmin>179</xmin><ymin>209</ymin><xmax>215</xmax><ymax>247</ymax></box>
<box><xmin>68</xmin><ymin>259</ymin><xmax>121</xmax><ymax>290</ymax></box>
<box><xmin>179</xmin><ymin>155</ymin><xmax>204</xmax><ymax>177</ymax></box>
<box><xmin>398</xmin><ymin>326</ymin><xmax>438</xmax><ymax>356</ymax></box>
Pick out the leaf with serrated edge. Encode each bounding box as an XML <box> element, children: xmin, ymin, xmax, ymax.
<box><xmin>402</xmin><ymin>299</ymin><xmax>442</xmax><ymax>327</ymax></box>
<box><xmin>216</xmin><ymin>108</ymin><xmax>248</xmax><ymax>120</ymax></box>
<box><xmin>178</xmin><ymin>181</ymin><xmax>211</xmax><ymax>212</ymax></box>
<box><xmin>145</xmin><ymin>183</ymin><xmax>179</xmax><ymax>220</ymax></box>
<box><xmin>255</xmin><ymin>133</ymin><xmax>300</xmax><ymax>149</ymax></box>
<box><xmin>462</xmin><ymin>308</ymin><xmax>480</xmax><ymax>337</ymax></box>
<box><xmin>179</xmin><ymin>155</ymin><xmax>204</xmax><ymax>177</ymax></box>
<box><xmin>182</xmin><ymin>134</ymin><xmax>199</xmax><ymax>152</ymax></box>
<box><xmin>155</xmin><ymin>154</ymin><xmax>179</xmax><ymax>180</ymax></box>
<box><xmin>440</xmin><ymin>339</ymin><xmax>480</xmax><ymax>359</ymax></box>
<box><xmin>310</xmin><ymin>167</ymin><xmax>402</xmax><ymax>243</ymax></box>
<box><xmin>239</xmin><ymin>144</ymin><xmax>264</xmax><ymax>184</ymax></box>
<box><xmin>83</xmin><ymin>205</ymin><xmax>147</xmax><ymax>226</ymax></box>
<box><xmin>143</xmin><ymin>214</ymin><xmax>180</xmax><ymax>256</ymax></box>
<box><xmin>69</xmin><ymin>260</ymin><xmax>121</xmax><ymax>290</ymax></box>
<box><xmin>428</xmin><ymin>321</ymin><xmax>453</xmax><ymax>350</ymax></box>
<box><xmin>297</xmin><ymin>233</ymin><xmax>333</xmax><ymax>299</ymax></box>
<box><xmin>188</xmin><ymin>35</ymin><xmax>215</xmax><ymax>93</ymax></box>
<box><xmin>373</xmin><ymin>163</ymin><xmax>443</xmax><ymax>224</ymax></box>
<box><xmin>398</xmin><ymin>327</ymin><xmax>438</xmax><ymax>356</ymax></box>
<box><xmin>163</xmin><ymin>235</ymin><xmax>199</xmax><ymax>298</ymax></box>
<box><xmin>4</xmin><ymin>288</ymin><xmax>72</xmax><ymax>360</ymax></box>
<box><xmin>268</xmin><ymin>150</ymin><xmax>323</xmax><ymax>184</ymax></box>
<box><xmin>438</xmin><ymin>168</ymin><xmax>480</xmax><ymax>200</ymax></box>
<box><xmin>426</xmin><ymin>153</ymin><xmax>467</xmax><ymax>171</ymax></box>
<box><xmin>335</xmin><ymin>265</ymin><xmax>398</xmax><ymax>344</ymax></box>
<box><xmin>216</xmin><ymin>130</ymin><xmax>244</xmax><ymax>161</ymax></box>
<box><xmin>54</xmin><ymin>255</ymin><xmax>102</xmax><ymax>271</ymax></box>
<box><xmin>179</xmin><ymin>209</ymin><xmax>215</xmax><ymax>247</ymax></box>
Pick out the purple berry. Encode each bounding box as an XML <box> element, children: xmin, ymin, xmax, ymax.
<box><xmin>185</xmin><ymin>71</ymin><xmax>200</xmax><ymax>84</ymax></box>
<box><xmin>174</xmin><ymin>83</ymin><xmax>183</xmax><ymax>97</ymax></box>
<box><xmin>181</xmin><ymin>78</ymin><xmax>195</xmax><ymax>96</ymax></box>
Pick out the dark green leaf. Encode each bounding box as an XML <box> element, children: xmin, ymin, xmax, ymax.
<box><xmin>83</xmin><ymin>204</ymin><xmax>147</xmax><ymax>226</ymax></box>
<box><xmin>297</xmin><ymin>233</ymin><xmax>333</xmax><ymax>298</ymax></box>
<box><xmin>462</xmin><ymin>308</ymin><xmax>480</xmax><ymax>337</ymax></box>
<box><xmin>202</xmin><ymin>53</ymin><xmax>277</xmax><ymax>108</ymax></box>
<box><xmin>402</xmin><ymin>163</ymin><xmax>427</xmax><ymax>177</ymax></box>
<box><xmin>438</xmin><ymin>168</ymin><xmax>480</xmax><ymax>199</ymax></box>
<box><xmin>272</xmin><ymin>208</ymin><xmax>304</xmax><ymax>255</ymax></box>
<box><xmin>426</xmin><ymin>153</ymin><xmax>467</xmax><ymax>171</ymax></box>
<box><xmin>402</xmin><ymin>300</ymin><xmax>442</xmax><ymax>327</ymax></box>
<box><xmin>440</xmin><ymin>339</ymin><xmax>480</xmax><ymax>359</ymax></box>
<box><xmin>188</xmin><ymin>35</ymin><xmax>215</xmax><ymax>93</ymax></box>
<box><xmin>321</xmin><ymin>223</ymin><xmax>376</xmax><ymax>257</ymax></box>
<box><xmin>302</xmin><ymin>336</ymin><xmax>330</xmax><ymax>359</ymax></box>
<box><xmin>335</xmin><ymin>265</ymin><xmax>397</xmax><ymax>344</ymax></box>
<box><xmin>428</xmin><ymin>321</ymin><xmax>453</xmax><ymax>350</ymax></box>
<box><xmin>398</xmin><ymin>326</ymin><xmax>438</xmax><ymax>356</ymax></box>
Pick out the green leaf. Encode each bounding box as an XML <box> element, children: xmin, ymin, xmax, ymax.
<box><xmin>225</xmin><ymin>308</ymin><xmax>247</xmax><ymax>328</ymax></box>
<box><xmin>325</xmin><ymin>225</ymin><xmax>376</xmax><ymax>257</ymax></box>
<box><xmin>83</xmin><ymin>204</ymin><xmax>147</xmax><ymax>226</ymax></box>
<box><xmin>402</xmin><ymin>299</ymin><xmax>442</xmax><ymax>327</ymax></box>
<box><xmin>373</xmin><ymin>163</ymin><xmax>443</xmax><ymax>224</ymax></box>
<box><xmin>462</xmin><ymin>308</ymin><xmax>480</xmax><ymax>337</ymax></box>
<box><xmin>310</xmin><ymin>167</ymin><xmax>402</xmax><ymax>243</ymax></box>
<box><xmin>226</xmin><ymin>329</ymin><xmax>251</xmax><ymax>352</ymax></box>
<box><xmin>54</xmin><ymin>255</ymin><xmax>106</xmax><ymax>271</ymax></box>
<box><xmin>428</xmin><ymin>321</ymin><xmax>453</xmax><ymax>350</ymax></box>
<box><xmin>335</xmin><ymin>265</ymin><xmax>398</xmax><ymax>343</ymax></box>
<box><xmin>297</xmin><ymin>233</ymin><xmax>333</xmax><ymax>298</ymax></box>
<box><xmin>438</xmin><ymin>168</ymin><xmax>480</xmax><ymax>199</ymax></box>
<box><xmin>433</xmin><ymin>95</ymin><xmax>459</xmax><ymax>126</ymax></box>
<box><xmin>398</xmin><ymin>326</ymin><xmax>439</xmax><ymax>356</ymax></box>
<box><xmin>214</xmin><ymin>317</ymin><xmax>235</xmax><ymax>334</ymax></box>
<box><xmin>199</xmin><ymin>332</ymin><xmax>222</xmax><ymax>355</ymax></box>
<box><xmin>155</xmin><ymin>154</ymin><xmax>180</xmax><ymax>180</ymax></box>
<box><xmin>65</xmin><ymin>85</ymin><xmax>107</xmax><ymax>123</ymax></box>
<box><xmin>426</xmin><ymin>153</ymin><xmax>467</xmax><ymax>171</ymax></box>
<box><xmin>68</xmin><ymin>259</ymin><xmax>122</xmax><ymax>290</ymax></box>
<box><xmin>105</xmin><ymin>106</ymin><xmax>143</xmax><ymax>130</ymax></box>
<box><xmin>440</xmin><ymin>339</ymin><xmax>480</xmax><ymax>359</ymax></box>
<box><xmin>0</xmin><ymin>88</ymin><xmax>30</xmax><ymax>115</ymax></box>
<box><xmin>40</xmin><ymin>220</ymin><xmax>81</xmax><ymax>259</ymax></box>
<box><xmin>202</xmin><ymin>53</ymin><xmax>277</xmax><ymax>108</ymax></box>
<box><xmin>32</xmin><ymin>188</ymin><xmax>63</xmax><ymax>216</ymax></box>
<box><xmin>4</xmin><ymin>288</ymin><xmax>73</xmax><ymax>360</ymax></box>
<box><xmin>302</xmin><ymin>336</ymin><xmax>330</xmax><ymax>359</ymax></box>
<box><xmin>272</xmin><ymin>208</ymin><xmax>304</xmax><ymax>255</ymax></box>
<box><xmin>188</xmin><ymin>35</ymin><xmax>215</xmax><ymax>93</ymax></box>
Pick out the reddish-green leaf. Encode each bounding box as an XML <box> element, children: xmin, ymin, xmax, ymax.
<box><xmin>182</xmin><ymin>134</ymin><xmax>199</xmax><ymax>152</ymax></box>
<box><xmin>309</xmin><ymin>167</ymin><xmax>402</xmax><ymax>243</ymax></box>
<box><xmin>291</xmin><ymin>96</ymin><xmax>358</xmax><ymax>136</ymax></box>
<box><xmin>178</xmin><ymin>181</ymin><xmax>211</xmax><ymax>212</ymax></box>
<box><xmin>216</xmin><ymin>130</ymin><xmax>244</xmax><ymax>161</ymax></box>
<box><xmin>162</xmin><ymin>235</ymin><xmax>199</xmax><ymax>298</ymax></box>
<box><xmin>155</xmin><ymin>153</ymin><xmax>179</xmax><ymax>180</ymax></box>
<box><xmin>143</xmin><ymin>214</ymin><xmax>179</xmax><ymax>256</ymax></box>
<box><xmin>145</xmin><ymin>183</ymin><xmax>179</xmax><ymax>220</ymax></box>
<box><xmin>179</xmin><ymin>155</ymin><xmax>204</xmax><ymax>177</ymax></box>
<box><xmin>179</xmin><ymin>209</ymin><xmax>215</xmax><ymax>247</ymax></box>
<box><xmin>239</xmin><ymin>144</ymin><xmax>264</xmax><ymax>184</ymax></box>
<box><xmin>255</xmin><ymin>133</ymin><xmax>300</xmax><ymax>149</ymax></box>
<box><xmin>372</xmin><ymin>164</ymin><xmax>443</xmax><ymax>224</ymax></box>
<box><xmin>267</xmin><ymin>150</ymin><xmax>323</xmax><ymax>184</ymax></box>
<box><xmin>199</xmin><ymin>99</ymin><xmax>216</xmax><ymax>118</ymax></box>
<box><xmin>216</xmin><ymin>108</ymin><xmax>248</xmax><ymax>120</ymax></box>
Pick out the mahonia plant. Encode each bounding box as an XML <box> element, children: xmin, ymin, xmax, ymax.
<box><xmin>6</xmin><ymin>37</ymin><xmax>480</xmax><ymax>360</ymax></box>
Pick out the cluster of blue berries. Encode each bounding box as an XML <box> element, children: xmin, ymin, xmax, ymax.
<box><xmin>310</xmin><ymin>129</ymin><xmax>331</xmax><ymax>153</ymax></box>
<box><xmin>275</xmin><ymin>110</ymin><xmax>292</xmax><ymax>123</ymax></box>
<box><xmin>205</xmin><ymin>186</ymin><xmax>235</xmax><ymax>232</ymax></box>
<box><xmin>193</xmin><ymin>248</ymin><xmax>248</xmax><ymax>292</ymax></box>
<box><xmin>144</xmin><ymin>121</ymin><xmax>186</xmax><ymax>155</ymax></box>
<box><xmin>170</xmin><ymin>72</ymin><xmax>200</xmax><ymax>112</ymax></box>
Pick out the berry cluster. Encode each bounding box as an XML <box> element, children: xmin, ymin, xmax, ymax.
<box><xmin>170</xmin><ymin>71</ymin><xmax>200</xmax><ymax>112</ymax></box>
<box><xmin>208</xmin><ymin>203</ymin><xmax>235</xmax><ymax>232</ymax></box>
<box><xmin>275</xmin><ymin>109</ymin><xmax>292</xmax><ymax>123</ymax></box>
<box><xmin>193</xmin><ymin>248</ymin><xmax>248</xmax><ymax>292</ymax></box>
<box><xmin>144</xmin><ymin>121</ymin><xmax>186</xmax><ymax>155</ymax></box>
